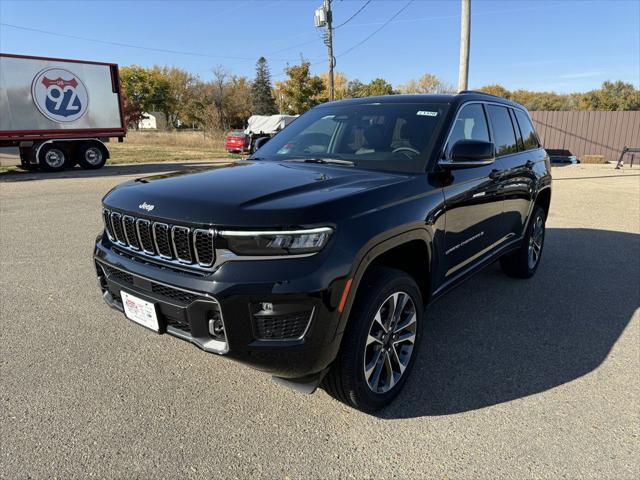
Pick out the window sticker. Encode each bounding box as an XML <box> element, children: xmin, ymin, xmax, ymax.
<box><xmin>417</xmin><ymin>110</ymin><xmax>438</xmax><ymax>117</ymax></box>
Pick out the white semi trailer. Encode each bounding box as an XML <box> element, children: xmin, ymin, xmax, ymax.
<box><xmin>0</xmin><ymin>53</ymin><xmax>126</xmax><ymax>171</ymax></box>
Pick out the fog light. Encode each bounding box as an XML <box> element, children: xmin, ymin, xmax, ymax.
<box><xmin>208</xmin><ymin>317</ymin><xmax>225</xmax><ymax>339</ymax></box>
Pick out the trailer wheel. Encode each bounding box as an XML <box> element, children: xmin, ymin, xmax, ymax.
<box><xmin>38</xmin><ymin>144</ymin><xmax>69</xmax><ymax>172</ymax></box>
<box><xmin>77</xmin><ymin>142</ymin><xmax>107</xmax><ymax>169</ymax></box>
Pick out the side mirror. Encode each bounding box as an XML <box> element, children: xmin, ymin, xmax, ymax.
<box><xmin>441</xmin><ymin>140</ymin><xmax>495</xmax><ymax>168</ymax></box>
<box><xmin>254</xmin><ymin>136</ymin><xmax>271</xmax><ymax>151</ymax></box>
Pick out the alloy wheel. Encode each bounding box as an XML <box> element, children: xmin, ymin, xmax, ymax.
<box><xmin>44</xmin><ymin>149</ymin><xmax>65</xmax><ymax>168</ymax></box>
<box><xmin>528</xmin><ymin>214</ymin><xmax>545</xmax><ymax>269</ymax></box>
<box><xmin>363</xmin><ymin>291</ymin><xmax>417</xmax><ymax>394</ymax></box>
<box><xmin>85</xmin><ymin>147</ymin><xmax>103</xmax><ymax>166</ymax></box>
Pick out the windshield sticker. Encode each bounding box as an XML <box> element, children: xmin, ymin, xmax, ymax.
<box><xmin>417</xmin><ymin>110</ymin><xmax>438</xmax><ymax>117</ymax></box>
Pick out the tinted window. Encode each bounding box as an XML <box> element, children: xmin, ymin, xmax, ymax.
<box><xmin>509</xmin><ymin>109</ymin><xmax>524</xmax><ymax>151</ymax></box>
<box><xmin>486</xmin><ymin>105</ymin><xmax>518</xmax><ymax>156</ymax></box>
<box><xmin>254</xmin><ymin>103</ymin><xmax>448</xmax><ymax>173</ymax></box>
<box><xmin>514</xmin><ymin>109</ymin><xmax>540</xmax><ymax>150</ymax></box>
<box><xmin>446</xmin><ymin>104</ymin><xmax>489</xmax><ymax>157</ymax></box>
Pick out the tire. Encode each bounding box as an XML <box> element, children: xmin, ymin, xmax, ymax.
<box><xmin>323</xmin><ymin>267</ymin><xmax>424</xmax><ymax>412</ymax></box>
<box><xmin>500</xmin><ymin>205</ymin><xmax>546</xmax><ymax>278</ymax></box>
<box><xmin>77</xmin><ymin>142</ymin><xmax>107</xmax><ymax>169</ymax></box>
<box><xmin>38</xmin><ymin>144</ymin><xmax>69</xmax><ymax>172</ymax></box>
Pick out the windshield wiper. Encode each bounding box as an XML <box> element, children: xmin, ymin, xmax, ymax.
<box><xmin>283</xmin><ymin>157</ymin><xmax>355</xmax><ymax>166</ymax></box>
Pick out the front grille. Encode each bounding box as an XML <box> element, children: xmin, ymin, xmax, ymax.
<box><xmin>253</xmin><ymin>308</ymin><xmax>314</xmax><ymax>341</ymax></box>
<box><xmin>103</xmin><ymin>208</ymin><xmax>216</xmax><ymax>269</ymax></box>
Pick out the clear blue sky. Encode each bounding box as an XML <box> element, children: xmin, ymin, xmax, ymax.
<box><xmin>1</xmin><ymin>0</ymin><xmax>638</xmax><ymax>93</ymax></box>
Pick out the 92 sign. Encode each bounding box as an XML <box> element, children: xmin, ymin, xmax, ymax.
<box><xmin>32</xmin><ymin>67</ymin><xmax>89</xmax><ymax>123</ymax></box>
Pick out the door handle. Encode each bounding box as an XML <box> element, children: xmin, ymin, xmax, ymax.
<box><xmin>489</xmin><ymin>169</ymin><xmax>502</xmax><ymax>180</ymax></box>
<box><xmin>525</xmin><ymin>160</ymin><xmax>534</xmax><ymax>169</ymax></box>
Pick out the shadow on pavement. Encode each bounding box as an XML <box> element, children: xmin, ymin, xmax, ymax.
<box><xmin>380</xmin><ymin>227</ymin><xmax>639</xmax><ymax>419</ymax></box>
<box><xmin>0</xmin><ymin>161</ymin><xmax>230</xmax><ymax>183</ymax></box>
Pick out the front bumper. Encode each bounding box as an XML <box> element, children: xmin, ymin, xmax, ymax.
<box><xmin>94</xmin><ymin>237</ymin><xmax>346</xmax><ymax>379</ymax></box>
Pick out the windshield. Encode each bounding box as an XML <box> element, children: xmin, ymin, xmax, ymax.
<box><xmin>252</xmin><ymin>102</ymin><xmax>448</xmax><ymax>173</ymax></box>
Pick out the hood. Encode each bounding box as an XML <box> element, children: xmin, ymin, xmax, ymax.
<box><xmin>103</xmin><ymin>161</ymin><xmax>416</xmax><ymax>227</ymax></box>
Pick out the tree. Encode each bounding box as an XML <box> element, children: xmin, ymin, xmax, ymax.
<box><xmin>320</xmin><ymin>71</ymin><xmax>349</xmax><ymax>100</ymax></box>
<box><xmin>276</xmin><ymin>61</ymin><xmax>325</xmax><ymax>114</ymax></box>
<box><xmin>250</xmin><ymin>57</ymin><xmax>278</xmax><ymax>115</ymax></box>
<box><xmin>478</xmin><ymin>84</ymin><xmax>511</xmax><ymax>99</ymax></box>
<box><xmin>399</xmin><ymin>73</ymin><xmax>454</xmax><ymax>94</ymax></box>
<box><xmin>363</xmin><ymin>78</ymin><xmax>394</xmax><ymax>97</ymax></box>
<box><xmin>119</xmin><ymin>66</ymin><xmax>169</xmax><ymax>127</ymax></box>
<box><xmin>346</xmin><ymin>79</ymin><xmax>366</xmax><ymax>98</ymax></box>
<box><xmin>580</xmin><ymin>81</ymin><xmax>640</xmax><ymax>111</ymax></box>
<box><xmin>153</xmin><ymin>66</ymin><xmax>197</xmax><ymax>129</ymax></box>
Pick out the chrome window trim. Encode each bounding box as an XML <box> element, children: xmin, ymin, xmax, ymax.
<box><xmin>122</xmin><ymin>215</ymin><xmax>140</xmax><ymax>250</ymax></box>
<box><xmin>135</xmin><ymin>219</ymin><xmax>156</xmax><ymax>255</ymax></box>
<box><xmin>152</xmin><ymin>222</ymin><xmax>173</xmax><ymax>260</ymax></box>
<box><xmin>171</xmin><ymin>225</ymin><xmax>193</xmax><ymax>264</ymax></box>
<box><xmin>192</xmin><ymin>229</ymin><xmax>216</xmax><ymax>267</ymax></box>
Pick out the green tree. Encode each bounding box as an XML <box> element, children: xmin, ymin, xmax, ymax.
<box><xmin>153</xmin><ymin>66</ymin><xmax>197</xmax><ymax>129</ymax></box>
<box><xmin>119</xmin><ymin>66</ymin><xmax>169</xmax><ymax>127</ymax></box>
<box><xmin>362</xmin><ymin>78</ymin><xmax>394</xmax><ymax>97</ymax></box>
<box><xmin>580</xmin><ymin>81</ymin><xmax>640</xmax><ymax>111</ymax></box>
<box><xmin>250</xmin><ymin>57</ymin><xmax>278</xmax><ymax>115</ymax></box>
<box><xmin>277</xmin><ymin>61</ymin><xmax>324</xmax><ymax>114</ymax></box>
<box><xmin>346</xmin><ymin>79</ymin><xmax>366</xmax><ymax>98</ymax></box>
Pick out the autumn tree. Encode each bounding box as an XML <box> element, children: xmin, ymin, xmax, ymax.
<box><xmin>119</xmin><ymin>66</ymin><xmax>169</xmax><ymax>127</ymax></box>
<box><xmin>152</xmin><ymin>66</ymin><xmax>197</xmax><ymax>129</ymax></box>
<box><xmin>399</xmin><ymin>73</ymin><xmax>454</xmax><ymax>94</ymax></box>
<box><xmin>250</xmin><ymin>57</ymin><xmax>278</xmax><ymax>115</ymax></box>
<box><xmin>277</xmin><ymin>61</ymin><xmax>324</xmax><ymax>114</ymax></box>
<box><xmin>320</xmin><ymin>72</ymin><xmax>349</xmax><ymax>100</ymax></box>
<box><xmin>580</xmin><ymin>81</ymin><xmax>640</xmax><ymax>111</ymax></box>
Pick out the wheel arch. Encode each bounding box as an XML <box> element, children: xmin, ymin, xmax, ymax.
<box><xmin>335</xmin><ymin>228</ymin><xmax>433</xmax><ymax>337</ymax></box>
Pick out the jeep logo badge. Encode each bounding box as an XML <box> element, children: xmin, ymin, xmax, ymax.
<box><xmin>138</xmin><ymin>202</ymin><xmax>154</xmax><ymax>212</ymax></box>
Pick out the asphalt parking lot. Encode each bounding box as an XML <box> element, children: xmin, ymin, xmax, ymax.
<box><xmin>1</xmin><ymin>162</ymin><xmax>638</xmax><ymax>479</ymax></box>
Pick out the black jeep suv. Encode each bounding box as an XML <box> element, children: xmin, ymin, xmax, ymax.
<box><xmin>94</xmin><ymin>92</ymin><xmax>551</xmax><ymax>412</ymax></box>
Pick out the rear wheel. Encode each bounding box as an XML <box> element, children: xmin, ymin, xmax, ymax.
<box><xmin>323</xmin><ymin>267</ymin><xmax>423</xmax><ymax>412</ymax></box>
<box><xmin>38</xmin><ymin>144</ymin><xmax>68</xmax><ymax>172</ymax></box>
<box><xmin>500</xmin><ymin>205</ymin><xmax>546</xmax><ymax>278</ymax></box>
<box><xmin>77</xmin><ymin>142</ymin><xmax>107</xmax><ymax>169</ymax></box>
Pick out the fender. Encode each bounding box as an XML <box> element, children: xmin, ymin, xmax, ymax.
<box><xmin>333</xmin><ymin>226</ymin><xmax>434</xmax><ymax>338</ymax></box>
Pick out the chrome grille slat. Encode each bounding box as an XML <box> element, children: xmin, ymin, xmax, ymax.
<box><xmin>122</xmin><ymin>215</ymin><xmax>140</xmax><ymax>250</ymax></box>
<box><xmin>171</xmin><ymin>226</ymin><xmax>192</xmax><ymax>263</ymax></box>
<box><xmin>110</xmin><ymin>212</ymin><xmax>126</xmax><ymax>244</ymax></box>
<box><xmin>102</xmin><ymin>208</ymin><xmax>216</xmax><ymax>271</ymax></box>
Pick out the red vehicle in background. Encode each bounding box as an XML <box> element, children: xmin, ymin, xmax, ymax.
<box><xmin>224</xmin><ymin>130</ymin><xmax>248</xmax><ymax>154</ymax></box>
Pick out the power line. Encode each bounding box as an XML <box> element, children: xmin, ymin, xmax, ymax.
<box><xmin>334</xmin><ymin>0</ymin><xmax>373</xmax><ymax>29</ymax></box>
<box><xmin>336</xmin><ymin>0</ymin><xmax>414</xmax><ymax>58</ymax></box>
<box><xmin>0</xmin><ymin>22</ymin><xmax>290</xmax><ymax>62</ymax></box>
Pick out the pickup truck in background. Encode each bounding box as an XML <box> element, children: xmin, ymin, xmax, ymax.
<box><xmin>0</xmin><ymin>53</ymin><xmax>126</xmax><ymax>171</ymax></box>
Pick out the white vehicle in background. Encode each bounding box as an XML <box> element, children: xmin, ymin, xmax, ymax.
<box><xmin>225</xmin><ymin>114</ymin><xmax>297</xmax><ymax>154</ymax></box>
<box><xmin>0</xmin><ymin>53</ymin><xmax>126</xmax><ymax>171</ymax></box>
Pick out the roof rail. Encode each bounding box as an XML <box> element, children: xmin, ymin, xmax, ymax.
<box><xmin>458</xmin><ymin>90</ymin><xmax>506</xmax><ymax>99</ymax></box>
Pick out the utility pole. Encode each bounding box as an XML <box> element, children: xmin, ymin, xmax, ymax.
<box><xmin>458</xmin><ymin>0</ymin><xmax>470</xmax><ymax>92</ymax></box>
<box><xmin>315</xmin><ymin>0</ymin><xmax>334</xmax><ymax>101</ymax></box>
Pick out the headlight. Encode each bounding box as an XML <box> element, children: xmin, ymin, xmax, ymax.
<box><xmin>218</xmin><ymin>227</ymin><xmax>333</xmax><ymax>256</ymax></box>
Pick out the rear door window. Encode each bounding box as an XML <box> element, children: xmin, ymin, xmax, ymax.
<box><xmin>513</xmin><ymin>109</ymin><xmax>540</xmax><ymax>150</ymax></box>
<box><xmin>486</xmin><ymin>105</ymin><xmax>518</xmax><ymax>156</ymax></box>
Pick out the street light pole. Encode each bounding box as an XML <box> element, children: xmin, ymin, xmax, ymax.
<box><xmin>458</xmin><ymin>0</ymin><xmax>470</xmax><ymax>92</ymax></box>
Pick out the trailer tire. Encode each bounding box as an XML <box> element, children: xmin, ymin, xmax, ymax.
<box><xmin>38</xmin><ymin>144</ymin><xmax>69</xmax><ymax>172</ymax></box>
<box><xmin>77</xmin><ymin>142</ymin><xmax>108</xmax><ymax>169</ymax></box>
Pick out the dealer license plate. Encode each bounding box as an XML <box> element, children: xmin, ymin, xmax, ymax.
<box><xmin>121</xmin><ymin>291</ymin><xmax>159</xmax><ymax>332</ymax></box>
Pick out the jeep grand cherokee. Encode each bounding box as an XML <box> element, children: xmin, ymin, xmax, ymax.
<box><xmin>94</xmin><ymin>92</ymin><xmax>551</xmax><ymax>412</ymax></box>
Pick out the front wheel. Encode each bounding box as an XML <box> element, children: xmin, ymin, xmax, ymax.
<box><xmin>500</xmin><ymin>205</ymin><xmax>547</xmax><ymax>278</ymax></box>
<box><xmin>323</xmin><ymin>267</ymin><xmax>423</xmax><ymax>412</ymax></box>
